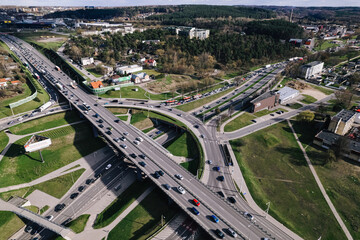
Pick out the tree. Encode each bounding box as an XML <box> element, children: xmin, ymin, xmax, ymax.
<box><xmin>296</xmin><ymin>110</ymin><xmax>315</xmax><ymax>123</ymax></box>
<box><xmin>334</xmin><ymin>89</ymin><xmax>353</xmax><ymax>110</ymax></box>
<box><xmin>326</xmin><ymin>149</ymin><xmax>337</xmax><ymax>164</ymax></box>
<box><xmin>215</xmin><ymin>108</ymin><xmax>221</xmax><ymax>115</ymax></box>
<box><xmin>332</xmin><ymin>136</ymin><xmax>350</xmax><ymax>161</ymax></box>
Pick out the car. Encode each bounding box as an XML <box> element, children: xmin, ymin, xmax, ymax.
<box><xmin>215</xmin><ymin>229</ymin><xmax>225</xmax><ymax>239</ymax></box>
<box><xmin>130</xmin><ymin>153</ymin><xmax>137</xmax><ymax>158</ymax></box>
<box><xmin>158</xmin><ymin>170</ymin><xmax>164</xmax><ymax>176</ymax></box>
<box><xmin>217</xmin><ymin>191</ymin><xmax>225</xmax><ymax>197</ymax></box>
<box><xmin>139</xmin><ymin>154</ymin><xmax>147</xmax><ymax>159</ymax></box>
<box><xmin>177</xmin><ymin>113</ymin><xmax>182</xmax><ymax>117</ymax></box>
<box><xmin>136</xmin><ymin>137</ymin><xmax>143</xmax><ymax>142</ymax></box>
<box><xmin>114</xmin><ymin>138</ymin><xmax>120</xmax><ymax>143</ymax></box>
<box><xmin>55</xmin><ymin>203</ymin><xmax>66</xmax><ymax>212</ymax></box>
<box><xmin>124</xmin><ymin>132</ymin><xmax>129</xmax><ymax>136</ymax></box>
<box><xmin>251</xmin><ymin>119</ymin><xmax>257</xmax><ymax>123</ymax></box>
<box><xmin>217</xmin><ymin>176</ymin><xmax>224</xmax><ymax>181</ymax></box>
<box><xmin>164</xmin><ymin>184</ymin><xmax>171</xmax><ymax>190</ymax></box>
<box><xmin>94</xmin><ymin>172</ymin><xmax>102</xmax><ymax>179</ymax></box>
<box><xmin>139</xmin><ymin>161</ymin><xmax>146</xmax><ymax>167</ymax></box>
<box><xmin>105</xmin><ymin>164</ymin><xmax>112</xmax><ymax>170</ymax></box>
<box><xmin>194</xmin><ymin>125</ymin><xmax>199</xmax><ymax>128</ymax></box>
<box><xmin>98</xmin><ymin>119</ymin><xmax>103</xmax><ymax>123</ymax></box>
<box><xmin>193</xmin><ymin>199</ymin><xmax>200</xmax><ymax>206</ymax></box>
<box><xmin>177</xmin><ymin>186</ymin><xmax>186</xmax><ymax>194</ymax></box>
<box><xmin>244</xmin><ymin>212</ymin><xmax>254</xmax><ymax>221</ymax></box>
<box><xmin>120</xmin><ymin>144</ymin><xmax>127</xmax><ymax>149</ymax></box>
<box><xmin>120</xmin><ymin>136</ymin><xmax>127</xmax><ymax>141</ymax></box>
<box><xmin>153</xmin><ymin>172</ymin><xmax>160</xmax><ymax>179</ymax></box>
<box><xmin>114</xmin><ymin>119</ymin><xmax>120</xmax><ymax>123</ymax></box>
<box><xmin>70</xmin><ymin>192</ymin><xmax>79</xmax><ymax>199</ymax></box>
<box><xmin>228</xmin><ymin>196</ymin><xmax>237</xmax><ymax>204</ymax></box>
<box><xmin>99</xmin><ymin>124</ymin><xmax>104</xmax><ymax>128</ymax></box>
<box><xmin>211</xmin><ymin>215</ymin><xmax>219</xmax><ymax>223</ymax></box>
<box><xmin>134</xmin><ymin>140</ymin><xmax>140</xmax><ymax>145</ymax></box>
<box><xmin>175</xmin><ymin>174</ymin><xmax>183</xmax><ymax>180</ymax></box>
<box><xmin>62</xmin><ymin>218</ymin><xmax>72</xmax><ymax>226</ymax></box>
<box><xmin>112</xmin><ymin>99</ymin><xmax>118</xmax><ymax>103</ymax></box>
<box><xmin>200</xmin><ymin>134</ymin><xmax>204</xmax><ymax>138</ymax></box>
<box><xmin>25</xmin><ymin>225</ymin><xmax>33</xmax><ymax>233</ymax></box>
<box><xmin>228</xmin><ymin>228</ymin><xmax>237</xmax><ymax>237</ymax></box>
<box><xmin>270</xmin><ymin>113</ymin><xmax>275</xmax><ymax>116</ymax></box>
<box><xmin>84</xmin><ymin>111</ymin><xmax>89</xmax><ymax>115</ymax></box>
<box><xmin>46</xmin><ymin>215</ymin><xmax>54</xmax><ymax>221</ymax></box>
<box><xmin>207</xmin><ymin>160</ymin><xmax>212</xmax><ymax>164</ymax></box>
<box><xmin>261</xmin><ymin>238</ymin><xmax>270</xmax><ymax>240</ymax></box>
<box><xmin>214</xmin><ymin>166</ymin><xmax>220</xmax><ymax>171</ymax></box>
<box><xmin>78</xmin><ymin>186</ymin><xmax>85</xmax><ymax>192</ymax></box>
<box><xmin>106</xmin><ymin>130</ymin><xmax>112</xmax><ymax>135</ymax></box>
<box><xmin>191</xmin><ymin>207</ymin><xmax>200</xmax><ymax>215</ymax></box>
<box><xmin>94</xmin><ymin>103</ymin><xmax>98</xmax><ymax>106</ymax></box>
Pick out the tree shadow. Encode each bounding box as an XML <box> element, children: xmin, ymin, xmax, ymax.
<box><xmin>275</xmin><ymin>146</ymin><xmax>308</xmax><ymax>166</ymax></box>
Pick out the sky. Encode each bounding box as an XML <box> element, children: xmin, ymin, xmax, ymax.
<box><xmin>1</xmin><ymin>0</ymin><xmax>360</xmax><ymax>7</ymax></box>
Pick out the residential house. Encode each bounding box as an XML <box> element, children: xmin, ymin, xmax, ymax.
<box><xmin>0</xmin><ymin>78</ymin><xmax>7</xmax><ymax>88</ymax></box>
<box><xmin>328</xmin><ymin>109</ymin><xmax>356</xmax><ymax>136</ymax></box>
<box><xmin>81</xmin><ymin>57</ymin><xmax>94</xmax><ymax>66</ymax></box>
<box><xmin>144</xmin><ymin>59</ymin><xmax>157</xmax><ymax>67</ymax></box>
<box><xmin>90</xmin><ymin>81</ymin><xmax>103</xmax><ymax>89</ymax></box>
<box><xmin>131</xmin><ymin>72</ymin><xmax>150</xmax><ymax>84</ymax></box>
<box><xmin>11</xmin><ymin>80</ymin><xmax>21</xmax><ymax>85</ymax></box>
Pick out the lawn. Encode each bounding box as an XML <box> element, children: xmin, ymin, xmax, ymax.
<box><xmin>0</xmin><ymin>211</ymin><xmax>25</xmax><ymax>240</ymax></box>
<box><xmin>130</xmin><ymin>109</ymin><xmax>186</xmax><ymax>130</ymax></box>
<box><xmin>94</xmin><ymin>180</ymin><xmax>152</xmax><ymax>229</ymax></box>
<box><xmin>176</xmin><ymin>87</ymin><xmax>235</xmax><ymax>112</ymax></box>
<box><xmin>86</xmin><ymin>68</ymin><xmax>103</xmax><ymax>78</ymax></box>
<box><xmin>224</xmin><ymin>112</ymin><xmax>255</xmax><ymax>132</ymax></box>
<box><xmin>311</xmin><ymin>85</ymin><xmax>334</xmax><ymax>95</ymax></box>
<box><xmin>107</xmin><ymin>188</ymin><xmax>179</xmax><ymax>240</ymax></box>
<box><xmin>300</xmin><ymin>94</ymin><xmax>317</xmax><ymax>104</ymax></box>
<box><xmin>253</xmin><ymin>108</ymin><xmax>287</xmax><ymax>118</ymax></box>
<box><xmin>230</xmin><ymin>122</ymin><xmax>346</xmax><ymax>240</ymax></box>
<box><xmin>0</xmin><ymin>123</ymin><xmax>106</xmax><ymax>188</ymax></box>
<box><xmin>14</xmin><ymin>31</ymin><xmax>68</xmax><ymax>51</ymax></box>
<box><xmin>0</xmin><ymin>168</ymin><xmax>85</xmax><ymax>200</ymax></box>
<box><xmin>314</xmin><ymin>41</ymin><xmax>339</xmax><ymax>51</ymax></box>
<box><xmin>106</xmin><ymin>107</ymin><xmax>128</xmax><ymax>114</ymax></box>
<box><xmin>9</xmin><ymin>111</ymin><xmax>83</xmax><ymax>135</ymax></box>
<box><xmin>0</xmin><ymin>131</ymin><xmax>9</xmax><ymax>153</ymax></box>
<box><xmin>118</xmin><ymin>115</ymin><xmax>128</xmax><ymax>121</ymax></box>
<box><xmin>101</xmin><ymin>86</ymin><xmax>176</xmax><ymax>100</ymax></box>
<box><xmin>291</xmin><ymin>121</ymin><xmax>360</xmax><ymax>239</ymax></box>
<box><xmin>25</xmin><ymin>205</ymin><xmax>39</xmax><ymax>213</ymax></box>
<box><xmin>288</xmin><ymin>103</ymin><xmax>303</xmax><ymax>109</ymax></box>
<box><xmin>223</xmin><ymin>71</ymin><xmax>243</xmax><ymax>80</ymax></box>
<box><xmin>39</xmin><ymin>205</ymin><xmax>50</xmax><ymax>215</ymax></box>
<box><xmin>65</xmin><ymin>214</ymin><xmax>90</xmax><ymax>233</ymax></box>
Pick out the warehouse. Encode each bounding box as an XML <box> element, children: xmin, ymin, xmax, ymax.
<box><xmin>277</xmin><ymin>86</ymin><xmax>299</xmax><ymax>104</ymax></box>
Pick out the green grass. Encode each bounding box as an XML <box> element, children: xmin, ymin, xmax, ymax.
<box><xmin>14</xmin><ymin>31</ymin><xmax>67</xmax><ymax>51</ymax></box>
<box><xmin>65</xmin><ymin>214</ymin><xmax>90</xmax><ymax>233</ymax></box>
<box><xmin>39</xmin><ymin>205</ymin><xmax>50</xmax><ymax>215</ymax></box>
<box><xmin>66</xmin><ymin>60</ymin><xmax>86</xmax><ymax>77</ymax></box>
<box><xmin>0</xmin><ymin>131</ymin><xmax>9</xmax><ymax>153</ymax></box>
<box><xmin>0</xmin><ymin>169</ymin><xmax>85</xmax><ymax>200</ymax></box>
<box><xmin>86</xmin><ymin>68</ymin><xmax>103</xmax><ymax>78</ymax></box>
<box><xmin>118</xmin><ymin>115</ymin><xmax>128</xmax><ymax>121</ymax></box>
<box><xmin>101</xmin><ymin>86</ymin><xmax>177</xmax><ymax>100</ymax></box>
<box><xmin>133</xmin><ymin>69</ymin><xmax>162</xmax><ymax>77</ymax></box>
<box><xmin>291</xmin><ymin>121</ymin><xmax>360</xmax><ymax>239</ymax></box>
<box><xmin>25</xmin><ymin>205</ymin><xmax>39</xmax><ymax>213</ymax></box>
<box><xmin>94</xmin><ymin>180</ymin><xmax>152</xmax><ymax>229</ymax></box>
<box><xmin>300</xmin><ymin>94</ymin><xmax>317</xmax><ymax>104</ymax></box>
<box><xmin>224</xmin><ymin>112</ymin><xmax>255</xmax><ymax>132</ymax></box>
<box><xmin>0</xmin><ymin>211</ymin><xmax>25</xmax><ymax>240</ymax></box>
<box><xmin>253</xmin><ymin>108</ymin><xmax>287</xmax><ymax>118</ymax></box>
<box><xmin>315</xmin><ymin>41</ymin><xmax>339</xmax><ymax>51</ymax></box>
<box><xmin>107</xmin><ymin>188</ymin><xmax>179</xmax><ymax>240</ymax></box>
<box><xmin>0</xmin><ymin>123</ymin><xmax>105</xmax><ymax>188</ymax></box>
<box><xmin>288</xmin><ymin>103</ymin><xmax>303</xmax><ymax>109</ymax></box>
<box><xmin>223</xmin><ymin>71</ymin><xmax>243</xmax><ymax>80</ymax></box>
<box><xmin>176</xmin><ymin>87</ymin><xmax>235</xmax><ymax>112</ymax></box>
<box><xmin>106</xmin><ymin>107</ymin><xmax>128</xmax><ymax>114</ymax></box>
<box><xmin>142</xmin><ymin>127</ymin><xmax>155</xmax><ymax>133</ymax></box>
<box><xmin>312</xmin><ymin>85</ymin><xmax>334</xmax><ymax>95</ymax></box>
<box><xmin>230</xmin><ymin>122</ymin><xmax>346</xmax><ymax>240</ymax></box>
<box><xmin>9</xmin><ymin>111</ymin><xmax>82</xmax><ymax>135</ymax></box>
<box><xmin>0</xmin><ymin>42</ymin><xmax>50</xmax><ymax>119</ymax></box>
<box><xmin>279</xmin><ymin>77</ymin><xmax>293</xmax><ymax>87</ymax></box>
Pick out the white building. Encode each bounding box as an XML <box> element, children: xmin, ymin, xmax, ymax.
<box><xmin>194</xmin><ymin>29</ymin><xmax>210</xmax><ymax>40</ymax></box>
<box><xmin>81</xmin><ymin>57</ymin><xmax>94</xmax><ymax>66</ymax></box>
<box><xmin>277</xmin><ymin>86</ymin><xmax>299</xmax><ymax>103</ymax></box>
<box><xmin>300</xmin><ymin>61</ymin><xmax>324</xmax><ymax>79</ymax></box>
<box><xmin>116</xmin><ymin>65</ymin><xmax>143</xmax><ymax>75</ymax></box>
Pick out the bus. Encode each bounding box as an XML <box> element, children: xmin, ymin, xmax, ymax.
<box><xmin>55</xmin><ymin>66</ymin><xmax>60</xmax><ymax>71</ymax></box>
<box><xmin>34</xmin><ymin>73</ymin><xmax>40</xmax><ymax>80</ymax></box>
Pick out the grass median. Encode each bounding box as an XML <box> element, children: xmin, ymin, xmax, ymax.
<box><xmin>0</xmin><ymin>131</ymin><xmax>9</xmax><ymax>153</ymax></box>
<box><xmin>300</xmin><ymin>94</ymin><xmax>317</xmax><ymax>104</ymax></box>
<box><xmin>65</xmin><ymin>214</ymin><xmax>90</xmax><ymax>233</ymax></box>
<box><xmin>224</xmin><ymin>112</ymin><xmax>255</xmax><ymax>132</ymax></box>
<box><xmin>230</xmin><ymin>121</ymin><xmax>346</xmax><ymax>240</ymax></box>
<box><xmin>0</xmin><ymin>123</ymin><xmax>105</xmax><ymax>188</ymax></box>
<box><xmin>100</xmin><ymin>86</ymin><xmax>177</xmax><ymax>100</ymax></box>
<box><xmin>0</xmin><ymin>211</ymin><xmax>25</xmax><ymax>240</ymax></box>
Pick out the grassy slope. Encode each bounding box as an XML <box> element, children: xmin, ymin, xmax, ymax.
<box><xmin>0</xmin><ymin>123</ymin><xmax>105</xmax><ymax>188</ymax></box>
<box><xmin>101</xmin><ymin>86</ymin><xmax>176</xmax><ymax>100</ymax></box>
<box><xmin>0</xmin><ymin>211</ymin><xmax>25</xmax><ymax>240</ymax></box>
<box><xmin>230</xmin><ymin>122</ymin><xmax>345</xmax><ymax>240</ymax></box>
<box><xmin>65</xmin><ymin>214</ymin><xmax>90</xmax><ymax>233</ymax></box>
<box><xmin>0</xmin><ymin>131</ymin><xmax>9</xmax><ymax>153</ymax></box>
<box><xmin>0</xmin><ymin>168</ymin><xmax>85</xmax><ymax>200</ymax></box>
<box><xmin>224</xmin><ymin>112</ymin><xmax>255</xmax><ymax>132</ymax></box>
<box><xmin>9</xmin><ymin>111</ymin><xmax>82</xmax><ymax>135</ymax></box>
<box><xmin>107</xmin><ymin>189</ymin><xmax>179</xmax><ymax>240</ymax></box>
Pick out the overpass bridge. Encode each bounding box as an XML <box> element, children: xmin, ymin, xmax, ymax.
<box><xmin>1</xmin><ymin>35</ymin><xmax>297</xmax><ymax>240</ymax></box>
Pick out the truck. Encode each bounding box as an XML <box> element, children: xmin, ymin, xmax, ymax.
<box><xmin>70</xmin><ymin>81</ymin><xmax>77</xmax><ymax>89</ymax></box>
<box><xmin>55</xmin><ymin>66</ymin><xmax>60</xmax><ymax>71</ymax></box>
<box><xmin>265</xmin><ymin>64</ymin><xmax>271</xmax><ymax>68</ymax></box>
<box><xmin>55</xmin><ymin>83</ymin><xmax>64</xmax><ymax>90</ymax></box>
<box><xmin>34</xmin><ymin>73</ymin><xmax>40</xmax><ymax>80</ymax></box>
<box><xmin>39</xmin><ymin>101</ymin><xmax>53</xmax><ymax>112</ymax></box>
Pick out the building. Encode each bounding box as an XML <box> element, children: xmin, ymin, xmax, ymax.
<box><xmin>328</xmin><ymin>109</ymin><xmax>356</xmax><ymax>136</ymax></box>
<box><xmin>111</xmin><ymin>75</ymin><xmax>131</xmax><ymax>84</ymax></box>
<box><xmin>0</xmin><ymin>78</ymin><xmax>8</xmax><ymax>88</ymax></box>
<box><xmin>313</xmin><ymin>130</ymin><xmax>360</xmax><ymax>162</ymax></box>
<box><xmin>144</xmin><ymin>59</ymin><xmax>157</xmax><ymax>67</ymax></box>
<box><xmin>277</xmin><ymin>86</ymin><xmax>299</xmax><ymax>103</ymax></box>
<box><xmin>116</xmin><ymin>65</ymin><xmax>143</xmax><ymax>75</ymax></box>
<box><xmin>131</xmin><ymin>72</ymin><xmax>150</xmax><ymax>84</ymax></box>
<box><xmin>81</xmin><ymin>57</ymin><xmax>94</xmax><ymax>66</ymax></box>
<box><xmin>142</xmin><ymin>40</ymin><xmax>160</xmax><ymax>44</ymax></box>
<box><xmin>289</xmin><ymin>39</ymin><xmax>303</xmax><ymax>47</ymax></box>
<box><xmin>90</xmin><ymin>81</ymin><xmax>103</xmax><ymax>89</ymax></box>
<box><xmin>167</xmin><ymin>26</ymin><xmax>210</xmax><ymax>40</ymax></box>
<box><xmin>250</xmin><ymin>91</ymin><xmax>279</xmax><ymax>113</ymax></box>
<box><xmin>11</xmin><ymin>80</ymin><xmax>21</xmax><ymax>85</ymax></box>
<box><xmin>102</xmin><ymin>66</ymin><xmax>113</xmax><ymax>75</ymax></box>
<box><xmin>300</xmin><ymin>61</ymin><xmax>324</xmax><ymax>79</ymax></box>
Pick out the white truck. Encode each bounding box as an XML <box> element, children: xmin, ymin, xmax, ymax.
<box><xmin>55</xmin><ymin>83</ymin><xmax>64</xmax><ymax>90</ymax></box>
<box><xmin>265</xmin><ymin>64</ymin><xmax>271</xmax><ymax>68</ymax></box>
<box><xmin>39</xmin><ymin>101</ymin><xmax>53</xmax><ymax>112</ymax></box>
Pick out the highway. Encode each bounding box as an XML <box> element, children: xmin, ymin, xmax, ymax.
<box><xmin>1</xmin><ymin>34</ymin><xmax>295</xmax><ymax>240</ymax></box>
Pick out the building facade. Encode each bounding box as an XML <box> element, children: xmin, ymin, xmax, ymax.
<box><xmin>80</xmin><ymin>57</ymin><xmax>94</xmax><ymax>66</ymax></box>
<box><xmin>328</xmin><ymin>109</ymin><xmax>356</xmax><ymax>136</ymax></box>
<box><xmin>250</xmin><ymin>91</ymin><xmax>279</xmax><ymax>113</ymax></box>
<box><xmin>300</xmin><ymin>61</ymin><xmax>324</xmax><ymax>79</ymax></box>
<box><xmin>116</xmin><ymin>65</ymin><xmax>143</xmax><ymax>75</ymax></box>
<box><xmin>277</xmin><ymin>86</ymin><xmax>299</xmax><ymax>103</ymax></box>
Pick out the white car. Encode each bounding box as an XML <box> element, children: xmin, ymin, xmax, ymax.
<box><xmin>105</xmin><ymin>164</ymin><xmax>112</xmax><ymax>170</ymax></box>
<box><xmin>134</xmin><ymin>140</ymin><xmax>140</xmax><ymax>145</ymax></box>
<box><xmin>175</xmin><ymin>174</ymin><xmax>183</xmax><ymax>180</ymax></box>
<box><xmin>46</xmin><ymin>215</ymin><xmax>54</xmax><ymax>221</ymax></box>
<box><xmin>228</xmin><ymin>228</ymin><xmax>237</xmax><ymax>237</ymax></box>
<box><xmin>177</xmin><ymin>186</ymin><xmax>186</xmax><ymax>194</ymax></box>
<box><xmin>120</xmin><ymin>144</ymin><xmax>127</xmax><ymax>149</ymax></box>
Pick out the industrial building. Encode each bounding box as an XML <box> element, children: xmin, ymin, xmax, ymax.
<box><xmin>328</xmin><ymin>109</ymin><xmax>356</xmax><ymax>136</ymax></box>
<box><xmin>277</xmin><ymin>86</ymin><xmax>299</xmax><ymax>103</ymax></box>
<box><xmin>116</xmin><ymin>65</ymin><xmax>143</xmax><ymax>75</ymax></box>
<box><xmin>300</xmin><ymin>61</ymin><xmax>324</xmax><ymax>79</ymax></box>
<box><xmin>250</xmin><ymin>91</ymin><xmax>279</xmax><ymax>113</ymax></box>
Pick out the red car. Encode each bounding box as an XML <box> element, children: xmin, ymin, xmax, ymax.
<box><xmin>193</xmin><ymin>199</ymin><xmax>200</xmax><ymax>206</ymax></box>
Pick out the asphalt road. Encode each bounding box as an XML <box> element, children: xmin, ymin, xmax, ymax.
<box><xmin>2</xmin><ymin>35</ymin><xmax>295</xmax><ymax>240</ymax></box>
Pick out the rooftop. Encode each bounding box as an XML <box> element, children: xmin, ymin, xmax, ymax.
<box><xmin>277</xmin><ymin>86</ymin><xmax>299</xmax><ymax>100</ymax></box>
<box><xmin>251</xmin><ymin>91</ymin><xmax>278</xmax><ymax>103</ymax></box>
<box><xmin>304</xmin><ymin>61</ymin><xmax>324</xmax><ymax>67</ymax></box>
<box><xmin>316</xmin><ymin>130</ymin><xmax>360</xmax><ymax>154</ymax></box>
<box><xmin>333</xmin><ymin>109</ymin><xmax>356</xmax><ymax>123</ymax></box>
<box><xmin>90</xmin><ymin>81</ymin><xmax>103</xmax><ymax>89</ymax></box>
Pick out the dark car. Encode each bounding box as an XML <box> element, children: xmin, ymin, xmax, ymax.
<box><xmin>62</xmin><ymin>218</ymin><xmax>72</xmax><ymax>226</ymax></box>
<box><xmin>94</xmin><ymin>172</ymin><xmax>102</xmax><ymax>179</ymax></box>
<box><xmin>164</xmin><ymin>184</ymin><xmax>171</xmax><ymax>190</ymax></box>
<box><xmin>86</xmin><ymin>178</ymin><xmax>94</xmax><ymax>185</ymax></box>
<box><xmin>130</xmin><ymin>153</ymin><xmax>137</xmax><ymax>158</ymax></box>
<box><xmin>158</xmin><ymin>170</ymin><xmax>164</xmax><ymax>176</ymax></box>
<box><xmin>98</xmin><ymin>119</ymin><xmax>103</xmax><ymax>123</ymax></box>
<box><xmin>214</xmin><ymin>166</ymin><xmax>220</xmax><ymax>171</ymax></box>
<box><xmin>153</xmin><ymin>172</ymin><xmax>160</xmax><ymax>179</ymax></box>
<box><xmin>106</xmin><ymin>130</ymin><xmax>112</xmax><ymax>135</ymax></box>
<box><xmin>114</xmin><ymin>119</ymin><xmax>120</xmax><ymax>123</ymax></box>
<box><xmin>217</xmin><ymin>191</ymin><xmax>225</xmax><ymax>198</ymax></box>
<box><xmin>191</xmin><ymin>207</ymin><xmax>200</xmax><ymax>215</ymax></box>
<box><xmin>139</xmin><ymin>154</ymin><xmax>147</xmax><ymax>159</ymax></box>
<box><xmin>139</xmin><ymin>161</ymin><xmax>146</xmax><ymax>167</ymax></box>
<box><xmin>78</xmin><ymin>186</ymin><xmax>85</xmax><ymax>192</ymax></box>
<box><xmin>228</xmin><ymin>196</ymin><xmax>237</xmax><ymax>204</ymax></box>
<box><xmin>217</xmin><ymin>176</ymin><xmax>224</xmax><ymax>181</ymax></box>
<box><xmin>25</xmin><ymin>225</ymin><xmax>33</xmax><ymax>233</ymax></box>
<box><xmin>70</xmin><ymin>193</ymin><xmax>79</xmax><ymax>199</ymax></box>
<box><xmin>112</xmin><ymin>99</ymin><xmax>118</xmax><ymax>103</ymax></box>
<box><xmin>55</xmin><ymin>203</ymin><xmax>66</xmax><ymax>212</ymax></box>
<box><xmin>215</xmin><ymin>229</ymin><xmax>225</xmax><ymax>239</ymax></box>
<box><xmin>99</xmin><ymin>124</ymin><xmax>104</xmax><ymax>128</ymax></box>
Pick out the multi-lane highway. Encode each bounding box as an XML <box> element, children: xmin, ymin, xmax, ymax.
<box><xmin>1</xmin><ymin>34</ymin><xmax>297</xmax><ymax>240</ymax></box>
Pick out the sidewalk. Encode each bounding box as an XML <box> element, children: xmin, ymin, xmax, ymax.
<box><xmin>287</xmin><ymin>120</ymin><xmax>353</xmax><ymax>240</ymax></box>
